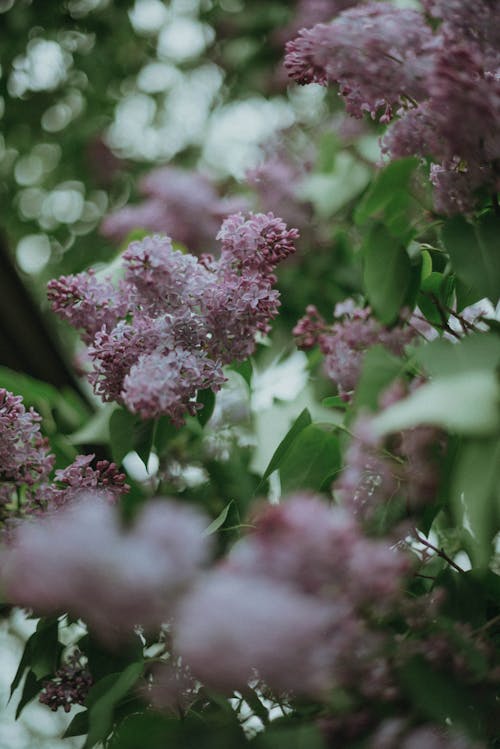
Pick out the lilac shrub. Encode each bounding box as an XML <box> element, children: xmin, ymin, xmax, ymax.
<box><xmin>48</xmin><ymin>212</ymin><xmax>298</xmax><ymax>424</ymax></box>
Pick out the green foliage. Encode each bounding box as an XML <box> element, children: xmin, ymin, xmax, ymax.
<box><xmin>363</xmin><ymin>224</ymin><xmax>416</xmax><ymax>324</ymax></box>
<box><xmin>10</xmin><ymin>617</ymin><xmax>62</xmax><ymax>718</ymax></box>
<box><xmin>441</xmin><ymin>213</ymin><xmax>500</xmax><ymax>302</ymax></box>
<box><xmin>83</xmin><ymin>661</ymin><xmax>144</xmax><ymax>749</ymax></box>
<box><xmin>278</xmin><ymin>423</ymin><xmax>341</xmax><ymax>493</ymax></box>
<box><xmin>259</xmin><ymin>408</ymin><xmax>312</xmax><ymax>487</ymax></box>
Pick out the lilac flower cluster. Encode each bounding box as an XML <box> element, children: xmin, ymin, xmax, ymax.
<box><xmin>294</xmin><ymin>301</ymin><xmax>416</xmax><ymax>399</ymax></box>
<box><xmin>334</xmin><ymin>385</ymin><xmax>444</xmax><ymax>524</ymax></box>
<box><xmin>174</xmin><ymin>495</ymin><xmax>410</xmax><ymax>697</ymax></box>
<box><xmin>41</xmin><ymin>454</ymin><xmax>127</xmax><ymax>510</ymax></box>
<box><xmin>285</xmin><ymin>4</ymin><xmax>433</xmax><ymax>121</ymax></box>
<box><xmin>39</xmin><ymin>650</ymin><xmax>92</xmax><ymax>713</ymax></box>
<box><xmin>101</xmin><ymin>166</ymin><xmax>245</xmax><ymax>253</ymax></box>
<box><xmin>0</xmin><ymin>389</ymin><xmax>128</xmax><ymax>532</ymax></box>
<box><xmin>284</xmin><ymin>1</ymin><xmax>500</xmax><ymax>213</ymax></box>
<box><xmin>0</xmin><ymin>388</ymin><xmax>53</xmax><ymax>490</ymax></box>
<box><xmin>1</xmin><ymin>497</ymin><xmax>211</xmax><ymax>643</ymax></box>
<box><xmin>49</xmin><ymin>213</ymin><xmax>299</xmax><ymax>424</ymax></box>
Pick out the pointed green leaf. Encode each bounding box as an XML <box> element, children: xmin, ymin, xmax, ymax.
<box><xmin>441</xmin><ymin>213</ymin><xmax>500</xmax><ymax>301</ymax></box>
<box><xmin>258</xmin><ymin>408</ymin><xmax>312</xmax><ymax>487</ymax></box>
<box><xmin>203</xmin><ymin>501</ymin><xmax>233</xmax><ymax>536</ymax></box>
<box><xmin>363</xmin><ymin>224</ymin><xmax>413</xmax><ymax>324</ymax></box>
<box><xmin>279</xmin><ymin>424</ymin><xmax>341</xmax><ymax>493</ymax></box>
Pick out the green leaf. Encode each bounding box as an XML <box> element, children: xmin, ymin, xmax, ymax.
<box><xmin>133</xmin><ymin>419</ymin><xmax>156</xmax><ymax>468</ymax></box>
<box><xmin>322</xmin><ymin>396</ymin><xmax>347</xmax><ymax>410</ymax></box>
<box><xmin>253</xmin><ymin>724</ymin><xmax>326</xmax><ymax>749</ymax></box>
<box><xmin>399</xmin><ymin>656</ymin><xmax>484</xmax><ymax>737</ymax></box>
<box><xmin>415</xmin><ymin>333</ymin><xmax>500</xmax><ymax>378</ymax></box>
<box><xmin>108</xmin><ymin>407</ymin><xmax>157</xmax><ymax>468</ymax></box>
<box><xmin>69</xmin><ymin>405</ymin><xmax>116</xmax><ymax>446</ymax></box>
<box><xmin>279</xmin><ymin>424</ymin><xmax>341</xmax><ymax>493</ymax></box>
<box><xmin>109</xmin><ymin>408</ymin><xmax>137</xmax><ymax>464</ymax></box>
<box><xmin>110</xmin><ymin>712</ymin><xmax>246</xmax><ymax>749</ymax></box>
<box><xmin>15</xmin><ymin>670</ymin><xmax>42</xmax><ymax>719</ymax></box>
<box><xmin>417</xmin><ymin>272</ymin><xmax>455</xmax><ymax>326</ymax></box>
<box><xmin>63</xmin><ymin>710</ymin><xmax>89</xmax><ymax>738</ymax></box>
<box><xmin>230</xmin><ymin>358</ymin><xmax>253</xmax><ymax>387</ymax></box>
<box><xmin>84</xmin><ymin>661</ymin><xmax>144</xmax><ymax>749</ymax></box>
<box><xmin>203</xmin><ymin>501</ymin><xmax>233</xmax><ymax>536</ymax></box>
<box><xmin>258</xmin><ymin>408</ymin><xmax>312</xmax><ymax>487</ymax></box>
<box><xmin>353</xmin><ymin>345</ymin><xmax>404</xmax><ymax>412</ymax></box>
<box><xmin>451</xmin><ymin>438</ymin><xmax>500</xmax><ymax>568</ymax></box>
<box><xmin>197</xmin><ymin>388</ymin><xmax>216</xmax><ymax>427</ymax></box>
<box><xmin>0</xmin><ymin>367</ymin><xmax>60</xmax><ymax>408</ymax></box>
<box><xmin>153</xmin><ymin>415</ymin><xmax>177</xmax><ymax>457</ymax></box>
<box><xmin>11</xmin><ymin>617</ymin><xmax>60</xmax><ymax>698</ymax></box>
<box><xmin>372</xmin><ymin>371</ymin><xmax>500</xmax><ymax>436</ymax></box>
<box><xmin>420</xmin><ymin>249</ymin><xmax>432</xmax><ymax>280</ymax></box>
<box><xmin>109</xmin><ymin>713</ymin><xmax>177</xmax><ymax>749</ymax></box>
<box><xmin>441</xmin><ymin>213</ymin><xmax>500</xmax><ymax>301</ymax></box>
<box><xmin>355</xmin><ymin>157</ymin><xmax>419</xmax><ymax>233</ymax></box>
<box><xmin>363</xmin><ymin>224</ymin><xmax>413</xmax><ymax>324</ymax></box>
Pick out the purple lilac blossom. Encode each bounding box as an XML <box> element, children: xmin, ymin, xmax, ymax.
<box><xmin>50</xmin><ymin>213</ymin><xmax>298</xmax><ymax>423</ymax></box>
<box><xmin>101</xmin><ymin>166</ymin><xmax>246</xmax><ymax>253</ymax></box>
<box><xmin>285</xmin><ymin>0</ymin><xmax>500</xmax><ymax>213</ymax></box>
<box><xmin>294</xmin><ymin>301</ymin><xmax>416</xmax><ymax>399</ymax></box>
<box><xmin>175</xmin><ymin>494</ymin><xmax>406</xmax><ymax>698</ymax></box>
<box><xmin>174</xmin><ymin>569</ymin><xmax>353</xmax><ymax>696</ymax></box>
<box><xmin>0</xmin><ymin>497</ymin><xmax>211</xmax><ymax>643</ymax></box>
<box><xmin>122</xmin><ymin>349</ymin><xmax>225</xmax><ymax>424</ymax></box>
<box><xmin>40</xmin><ymin>454</ymin><xmax>128</xmax><ymax>510</ymax></box>
<box><xmin>227</xmin><ymin>495</ymin><xmax>411</xmax><ymax>607</ymax></box>
<box><xmin>285</xmin><ymin>3</ymin><xmax>433</xmax><ymax>121</ymax></box>
<box><xmin>0</xmin><ymin>389</ymin><xmax>53</xmax><ymax>487</ymax></box>
<box><xmin>47</xmin><ymin>271</ymin><xmax>130</xmax><ymax>345</ymax></box>
<box><xmin>39</xmin><ymin>650</ymin><xmax>92</xmax><ymax>713</ymax></box>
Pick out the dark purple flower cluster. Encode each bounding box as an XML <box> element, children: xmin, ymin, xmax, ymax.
<box><xmin>101</xmin><ymin>166</ymin><xmax>245</xmax><ymax>253</ymax></box>
<box><xmin>49</xmin><ymin>213</ymin><xmax>299</xmax><ymax>424</ymax></box>
<box><xmin>0</xmin><ymin>388</ymin><xmax>129</xmax><ymax>532</ymax></box>
<box><xmin>294</xmin><ymin>301</ymin><xmax>416</xmax><ymax>399</ymax></box>
<box><xmin>42</xmin><ymin>454</ymin><xmax>128</xmax><ymax>510</ymax></box>
<box><xmin>284</xmin><ymin>1</ymin><xmax>500</xmax><ymax>213</ymax></box>
<box><xmin>285</xmin><ymin>4</ymin><xmax>433</xmax><ymax>121</ymax></box>
<box><xmin>0</xmin><ymin>388</ymin><xmax>53</xmax><ymax>489</ymax></box>
<box><xmin>39</xmin><ymin>650</ymin><xmax>92</xmax><ymax>713</ymax></box>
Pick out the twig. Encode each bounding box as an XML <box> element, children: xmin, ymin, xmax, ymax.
<box><xmin>413</xmin><ymin>529</ymin><xmax>465</xmax><ymax>573</ymax></box>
